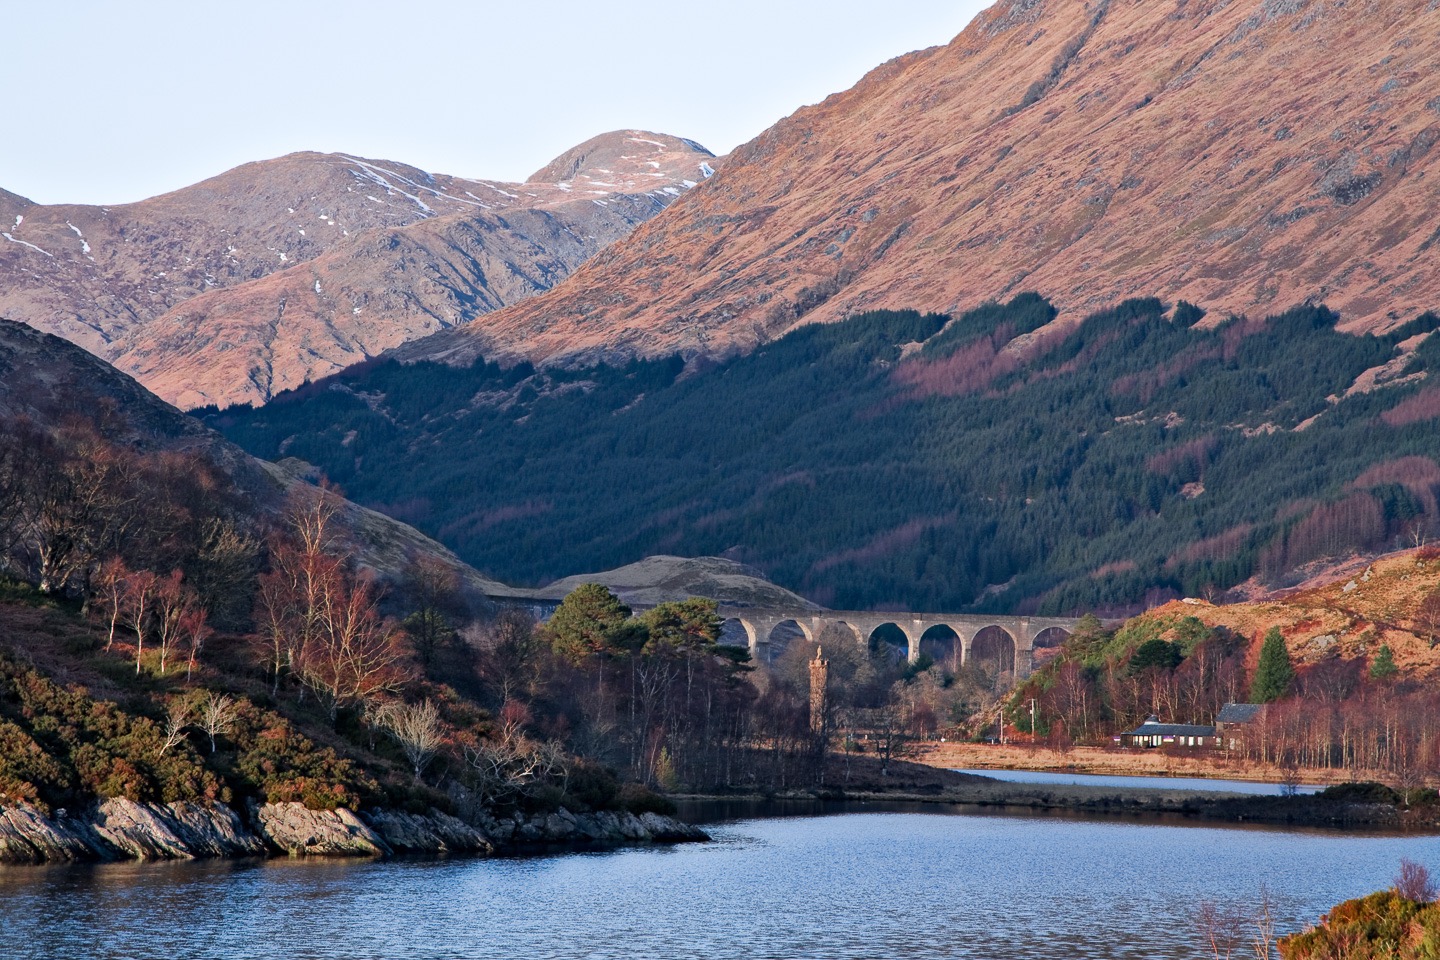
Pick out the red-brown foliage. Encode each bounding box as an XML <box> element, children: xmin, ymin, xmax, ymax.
<box><xmin>894</xmin><ymin>336</ymin><xmax>1011</xmax><ymax>399</ymax></box>
<box><xmin>1145</xmin><ymin>434</ymin><xmax>1220</xmax><ymax>478</ymax></box>
<box><xmin>1090</xmin><ymin>560</ymin><xmax>1138</xmax><ymax>579</ymax></box>
<box><xmin>1351</xmin><ymin>456</ymin><xmax>1440</xmax><ymax>517</ymax></box>
<box><xmin>1381</xmin><ymin>386</ymin><xmax>1440</xmax><ymax>427</ymax></box>
<box><xmin>1260</xmin><ymin>493</ymin><xmax>1386</xmax><ymax>576</ymax></box>
<box><xmin>809</xmin><ymin>517</ymin><xmax>952</xmax><ymax>574</ymax></box>
<box><xmin>1167</xmin><ymin>524</ymin><xmax>1257</xmax><ymax>568</ymax></box>
<box><xmin>893</xmin><ymin>323</ymin><xmax>1073</xmax><ymax>400</ymax></box>
<box><xmin>1112</xmin><ymin>344</ymin><xmax>1221</xmax><ymax>405</ymax></box>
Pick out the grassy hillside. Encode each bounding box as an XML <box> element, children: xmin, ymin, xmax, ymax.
<box><xmin>205</xmin><ymin>296</ymin><xmax>1440</xmax><ymax>614</ymax></box>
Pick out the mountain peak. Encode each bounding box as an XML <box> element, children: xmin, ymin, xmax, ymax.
<box><xmin>0</xmin><ymin>131</ymin><xmax>717</xmax><ymax>408</ymax></box>
<box><xmin>528</xmin><ymin>130</ymin><xmax>716</xmax><ymax>187</ymax></box>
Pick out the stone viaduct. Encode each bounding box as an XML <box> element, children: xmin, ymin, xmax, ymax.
<box><xmin>714</xmin><ymin>606</ymin><xmax>1084</xmax><ymax>680</ymax></box>
<box><xmin>491</xmin><ymin>593</ymin><xmax>1084</xmax><ymax>682</ymax></box>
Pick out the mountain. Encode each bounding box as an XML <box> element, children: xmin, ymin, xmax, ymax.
<box><xmin>0</xmin><ymin>318</ymin><xmax>508</xmax><ymax>598</ymax></box>
<box><xmin>0</xmin><ymin>132</ymin><xmax>715</xmax><ymax>408</ymax></box>
<box><xmin>398</xmin><ymin>0</ymin><xmax>1440</xmax><ymax>369</ymax></box>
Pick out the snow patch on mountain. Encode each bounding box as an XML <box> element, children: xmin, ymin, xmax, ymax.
<box><xmin>2</xmin><ymin>233</ymin><xmax>52</xmax><ymax>257</ymax></box>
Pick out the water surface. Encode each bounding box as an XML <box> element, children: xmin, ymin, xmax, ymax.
<box><xmin>0</xmin><ymin>809</ymin><xmax>1429</xmax><ymax>959</ymax></box>
<box><xmin>953</xmin><ymin>767</ymin><xmax>1324</xmax><ymax>795</ymax></box>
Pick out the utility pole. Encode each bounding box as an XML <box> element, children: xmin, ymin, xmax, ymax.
<box><xmin>998</xmin><ymin>705</ymin><xmax>1006</xmax><ymax>745</ymax></box>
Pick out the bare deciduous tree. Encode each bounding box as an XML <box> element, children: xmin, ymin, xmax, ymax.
<box><xmin>1416</xmin><ymin>590</ymin><xmax>1440</xmax><ymax>648</ymax></box>
<box><xmin>122</xmin><ymin>569</ymin><xmax>160</xmax><ymax>674</ymax></box>
<box><xmin>180</xmin><ymin>605</ymin><xmax>213</xmax><ymax>683</ymax></box>
<box><xmin>463</xmin><ymin>701</ymin><xmax>566</xmax><ymax>805</ymax></box>
<box><xmin>296</xmin><ymin>574</ymin><xmax>410</xmax><ymax>721</ymax></box>
<box><xmin>159</xmin><ymin>699</ymin><xmax>193</xmax><ymax>755</ymax></box>
<box><xmin>153</xmin><ymin>570</ymin><xmax>204</xmax><ymax>675</ymax></box>
<box><xmin>191</xmin><ymin>518</ymin><xmax>259</xmax><ymax>631</ymax></box>
<box><xmin>255</xmin><ymin>487</ymin><xmax>410</xmax><ymax>718</ymax></box>
<box><xmin>92</xmin><ymin>557</ymin><xmax>131</xmax><ymax>652</ymax></box>
<box><xmin>198</xmin><ymin>692</ymin><xmax>238</xmax><ymax>754</ymax></box>
<box><xmin>376</xmin><ymin>699</ymin><xmax>448</xmax><ymax>783</ymax></box>
<box><xmin>466</xmin><ymin>609</ymin><xmax>540</xmax><ymax>706</ymax></box>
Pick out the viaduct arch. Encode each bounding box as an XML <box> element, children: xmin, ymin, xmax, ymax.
<box><xmin>715</xmin><ymin>606</ymin><xmax>1086</xmax><ymax>680</ymax></box>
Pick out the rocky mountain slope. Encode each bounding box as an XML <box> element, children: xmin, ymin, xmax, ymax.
<box><xmin>0</xmin><ymin>132</ymin><xmax>715</xmax><ymax>407</ymax></box>
<box><xmin>400</xmin><ymin>0</ymin><xmax>1440</xmax><ymax>369</ymax></box>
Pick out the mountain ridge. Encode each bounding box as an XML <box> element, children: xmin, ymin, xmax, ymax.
<box><xmin>0</xmin><ymin>132</ymin><xmax>717</xmax><ymax>408</ymax></box>
<box><xmin>395</xmin><ymin>0</ymin><xmax>1440</xmax><ymax>370</ymax></box>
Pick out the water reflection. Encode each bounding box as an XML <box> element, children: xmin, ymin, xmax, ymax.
<box><xmin>1</xmin><ymin>812</ymin><xmax>1434</xmax><ymax>960</ymax></box>
<box><xmin>952</xmin><ymin>768</ymin><xmax>1324</xmax><ymax>795</ymax></box>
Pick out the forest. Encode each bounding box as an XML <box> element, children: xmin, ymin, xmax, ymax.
<box><xmin>204</xmin><ymin>294</ymin><xmax>1440</xmax><ymax>615</ymax></box>
<box><xmin>4</xmin><ymin>405</ymin><xmax>1440</xmax><ymax>821</ymax></box>
<box><xmin>0</xmin><ymin>414</ymin><xmax>952</xmax><ymax>813</ymax></box>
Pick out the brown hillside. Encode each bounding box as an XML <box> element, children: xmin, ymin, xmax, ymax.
<box><xmin>0</xmin><ymin>133</ymin><xmax>715</xmax><ymax>408</ymax></box>
<box><xmin>401</xmin><ymin>0</ymin><xmax>1440</xmax><ymax>369</ymax></box>
<box><xmin>1152</xmin><ymin>548</ymin><xmax>1440</xmax><ymax>681</ymax></box>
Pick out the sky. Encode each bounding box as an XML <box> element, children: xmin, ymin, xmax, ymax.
<box><xmin>5</xmin><ymin>1</ymin><xmax>991</xmax><ymax>206</ymax></box>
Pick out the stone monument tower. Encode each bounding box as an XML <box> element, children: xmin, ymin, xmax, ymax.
<box><xmin>809</xmin><ymin>646</ymin><xmax>829</xmax><ymax>733</ymax></box>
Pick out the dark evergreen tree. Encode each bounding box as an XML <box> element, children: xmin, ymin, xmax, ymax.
<box><xmin>1128</xmin><ymin>638</ymin><xmax>1182</xmax><ymax>674</ymax></box>
<box><xmin>1369</xmin><ymin>643</ymin><xmax>1399</xmax><ymax>681</ymax></box>
<box><xmin>541</xmin><ymin>584</ymin><xmax>643</xmax><ymax>664</ymax></box>
<box><xmin>1250</xmin><ymin>627</ymin><xmax>1295</xmax><ymax>702</ymax></box>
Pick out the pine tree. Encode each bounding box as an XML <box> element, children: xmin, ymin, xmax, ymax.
<box><xmin>1250</xmin><ymin>627</ymin><xmax>1295</xmax><ymax>702</ymax></box>
<box><xmin>1370</xmin><ymin>643</ymin><xmax>1399</xmax><ymax>681</ymax></box>
<box><xmin>541</xmin><ymin>583</ymin><xmax>643</xmax><ymax>664</ymax></box>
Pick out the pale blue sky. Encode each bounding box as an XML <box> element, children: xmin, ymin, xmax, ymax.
<box><xmin>4</xmin><ymin>1</ymin><xmax>990</xmax><ymax>205</ymax></box>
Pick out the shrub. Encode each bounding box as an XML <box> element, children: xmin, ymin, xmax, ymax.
<box><xmin>0</xmin><ymin>653</ymin><xmax>219</xmax><ymax>807</ymax></box>
<box><xmin>616</xmin><ymin>782</ymin><xmax>677</xmax><ymax>816</ymax></box>
<box><xmin>229</xmin><ymin>706</ymin><xmax>371</xmax><ymax>810</ymax></box>
<box><xmin>1320</xmin><ymin>782</ymin><xmax>1402</xmax><ymax>804</ymax></box>
<box><xmin>562</xmin><ymin>760</ymin><xmax>620</xmax><ymax>813</ymax></box>
<box><xmin>1280</xmin><ymin>890</ymin><xmax>1440</xmax><ymax>958</ymax></box>
<box><xmin>1396</xmin><ymin>858</ymin><xmax>1437</xmax><ymax>903</ymax></box>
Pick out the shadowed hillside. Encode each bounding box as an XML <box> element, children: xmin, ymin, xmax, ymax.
<box><xmin>208</xmin><ymin>295</ymin><xmax>1440</xmax><ymax>614</ymax></box>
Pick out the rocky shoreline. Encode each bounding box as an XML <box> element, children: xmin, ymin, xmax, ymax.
<box><xmin>0</xmin><ymin>799</ymin><xmax>708</xmax><ymax>866</ymax></box>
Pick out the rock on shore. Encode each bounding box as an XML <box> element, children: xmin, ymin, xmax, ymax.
<box><xmin>251</xmin><ymin>801</ymin><xmax>393</xmax><ymax>857</ymax></box>
<box><xmin>470</xmin><ymin>807</ymin><xmax>708</xmax><ymax>849</ymax></box>
<box><xmin>0</xmin><ymin>799</ymin><xmax>707</xmax><ymax>865</ymax></box>
<box><xmin>0</xmin><ymin>799</ymin><xmax>263</xmax><ymax>864</ymax></box>
<box><xmin>360</xmin><ymin>808</ymin><xmax>493</xmax><ymax>855</ymax></box>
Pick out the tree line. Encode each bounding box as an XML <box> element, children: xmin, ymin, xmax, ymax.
<box><xmin>1015</xmin><ymin>590</ymin><xmax>1440</xmax><ymax>786</ymax></box>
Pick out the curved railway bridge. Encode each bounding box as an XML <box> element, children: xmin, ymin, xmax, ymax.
<box><xmin>715</xmin><ymin>606</ymin><xmax>1084</xmax><ymax>679</ymax></box>
<box><xmin>488</xmin><ymin>594</ymin><xmax>1086</xmax><ymax>681</ymax></box>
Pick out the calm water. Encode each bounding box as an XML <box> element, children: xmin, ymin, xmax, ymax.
<box><xmin>0</xmin><ymin>808</ymin><xmax>1432</xmax><ymax>960</ymax></box>
<box><xmin>955</xmin><ymin>768</ymin><xmax>1324</xmax><ymax>795</ymax></box>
